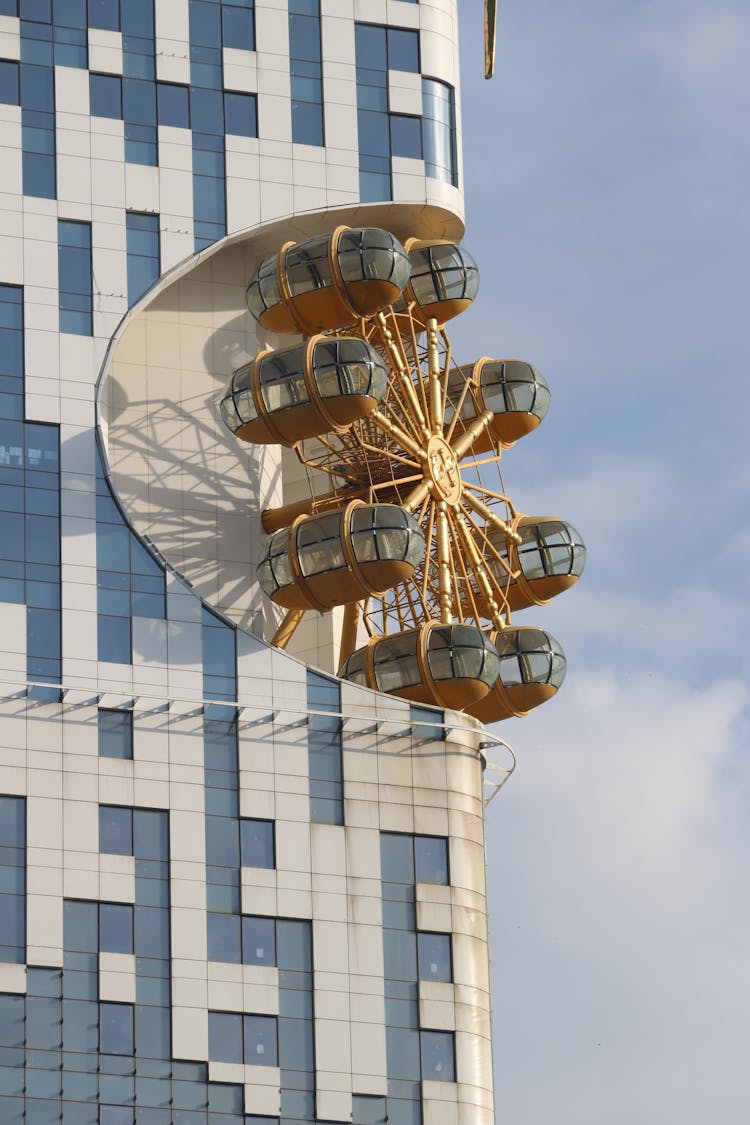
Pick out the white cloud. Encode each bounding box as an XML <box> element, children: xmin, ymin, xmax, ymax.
<box><xmin>486</xmin><ymin>665</ymin><xmax>750</xmax><ymax>1124</ymax></box>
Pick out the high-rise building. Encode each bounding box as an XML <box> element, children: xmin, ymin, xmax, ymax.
<box><xmin>0</xmin><ymin>4</ymin><xmax>583</xmax><ymax>1125</ymax></box>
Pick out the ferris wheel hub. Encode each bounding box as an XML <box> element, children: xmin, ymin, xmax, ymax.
<box><xmin>426</xmin><ymin>435</ymin><xmax>461</xmax><ymax>504</ymax></box>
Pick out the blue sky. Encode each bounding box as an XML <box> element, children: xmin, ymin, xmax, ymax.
<box><xmin>454</xmin><ymin>3</ymin><xmax>750</xmax><ymax>1120</ymax></box>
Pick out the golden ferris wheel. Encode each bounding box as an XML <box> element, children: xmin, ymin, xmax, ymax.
<box><xmin>219</xmin><ymin>227</ymin><xmax>586</xmax><ymax>723</ymax></box>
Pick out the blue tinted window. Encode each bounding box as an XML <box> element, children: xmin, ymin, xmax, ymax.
<box><xmin>0</xmin><ymin>60</ymin><xmax>19</xmax><ymax>105</ymax></box>
<box><xmin>0</xmin><ymin>796</ymin><xmax>25</xmax><ymax>963</ymax></box>
<box><xmin>244</xmin><ymin>1014</ymin><xmax>277</xmax><ymax>1066</ymax></box>
<box><xmin>208</xmin><ymin>1011</ymin><xmax>242</xmax><ymax>1063</ymax></box>
<box><xmin>202</xmin><ymin>608</ymin><xmax>236</xmax><ymax>701</ymax></box>
<box><xmin>276</xmin><ymin>919</ymin><xmax>311</xmax><ymax>971</ymax></box>
<box><xmin>224</xmin><ymin>90</ymin><xmax>257</xmax><ymax>137</ymax></box>
<box><xmin>307</xmin><ymin>671</ymin><xmax>343</xmax><ymax>825</ymax></box>
<box><xmin>157</xmin><ymin>81</ymin><xmax>189</xmax><ymax>127</ymax></box>
<box><xmin>390</xmin><ymin>113</ymin><xmax>421</xmax><ymax>159</ymax></box>
<box><xmin>381</xmin><ymin>833</ymin><xmax>415</xmax><ymax>884</ymax></box>
<box><xmin>353</xmin><ymin>1095</ymin><xmax>388</xmax><ymax>1125</ymax></box>
<box><xmin>88</xmin><ymin>0</ymin><xmax>120</xmax><ymax>30</ymax></box>
<box><xmin>98</xmin><ymin>709</ymin><xmax>132</xmax><ymax>759</ymax></box>
<box><xmin>99</xmin><ymin>805</ymin><xmax>133</xmax><ymax>856</ymax></box>
<box><xmin>355</xmin><ymin>23</ymin><xmax>386</xmax><ymax>69</ymax></box>
<box><xmin>388</xmin><ymin>28</ymin><xmax>419</xmax><ymax>73</ymax></box>
<box><xmin>421</xmin><ymin>1030</ymin><xmax>455</xmax><ymax>1081</ymax></box>
<box><xmin>0</xmin><ymin>284</ymin><xmax>24</xmax><ymax>418</ymax></box>
<box><xmin>386</xmin><ymin>1026</ymin><xmax>420</xmax><ymax>1081</ymax></box>
<box><xmin>207</xmin><ymin>912</ymin><xmax>240</xmax><ymax>964</ymax></box>
<box><xmin>58</xmin><ymin>219</ymin><xmax>92</xmax><ymax>336</ymax></box>
<box><xmin>384</xmin><ymin>929</ymin><xmax>416</xmax><ymax>982</ymax></box>
<box><xmin>410</xmin><ymin>703</ymin><xmax>444</xmax><ymax>740</ymax></box>
<box><xmin>125</xmin><ymin>211</ymin><xmax>159</xmax><ymax>305</ymax></box>
<box><xmin>222</xmin><ymin>5</ymin><xmax>254</xmax><ymax>51</ymax></box>
<box><xmin>414</xmin><ymin>835</ymin><xmax>448</xmax><ymax>884</ymax></box>
<box><xmin>100</xmin><ymin>903</ymin><xmax>134</xmax><ymax>954</ymax></box>
<box><xmin>98</xmin><ymin>613</ymin><xmax>130</xmax><ymax>663</ymax></box>
<box><xmin>89</xmin><ymin>72</ymin><xmax>121</xmax><ymax>118</ymax></box>
<box><xmin>20</xmin><ymin>64</ymin><xmax>56</xmax><ymax>198</ymax></box>
<box><xmin>422</xmin><ymin>77</ymin><xmax>457</xmax><ymax>186</ymax></box>
<box><xmin>289</xmin><ymin>0</ymin><xmax>323</xmax><ymax>146</ymax></box>
<box><xmin>417</xmin><ymin>932</ymin><xmax>451</xmax><ymax>982</ymax></box>
<box><xmin>99</xmin><ymin>1002</ymin><xmax>134</xmax><ymax>1054</ymax></box>
<box><xmin>240</xmin><ymin>818</ymin><xmax>274</xmax><ymax>869</ymax></box>
<box><xmin>242</xmin><ymin>916</ymin><xmax>275</xmax><ymax>966</ymax></box>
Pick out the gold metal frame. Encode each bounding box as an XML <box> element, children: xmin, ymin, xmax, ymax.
<box><xmin>260</xmin><ymin>296</ymin><xmax>527</xmax><ymax>657</ymax></box>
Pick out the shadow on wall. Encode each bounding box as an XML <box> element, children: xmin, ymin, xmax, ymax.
<box><xmin>103</xmin><ymin>260</ymin><xmax>284</xmax><ymax>639</ymax></box>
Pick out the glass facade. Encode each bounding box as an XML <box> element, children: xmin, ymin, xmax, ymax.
<box><xmin>380</xmin><ymin>832</ymin><xmax>455</xmax><ymax>1125</ymax></box>
<box><xmin>289</xmin><ymin>0</ymin><xmax>324</xmax><ymax>147</ymax></box>
<box><xmin>0</xmin><ymin>5</ymin><xmax>489</xmax><ymax>1125</ymax></box>
<box><xmin>58</xmin><ymin>220</ymin><xmax>93</xmax><ymax>336</ymax></box>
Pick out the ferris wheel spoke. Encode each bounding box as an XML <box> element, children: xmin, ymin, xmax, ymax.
<box><xmin>436</xmin><ymin>501</ymin><xmax>454</xmax><ymax>624</ymax></box>
<box><xmin>271</xmin><ymin>608</ymin><xmax>306</xmax><ymax>649</ymax></box>
<box><xmin>447</xmin><ymin>507</ymin><xmax>481</xmax><ymax>624</ymax></box>
<box><xmin>444</xmin><ymin>368</ymin><xmax>475</xmax><ymax>444</ymax></box>
<box><xmin>425</xmin><ymin>318</ymin><xmax>445</xmax><ymax>434</ymax></box>
<box><xmin>369</xmin><ymin>408</ymin><xmax>425</xmax><ymax>463</ymax></box>
<box><xmin>463</xmin><ymin>480</ymin><xmax>516</xmax><ymax>508</ymax></box>
<box><xmin>451</xmin><ymin>409</ymin><xmax>495</xmax><ymax>461</ymax></box>
<box><xmin>462</xmin><ymin>486</ymin><xmax>522</xmax><ymax>544</ymax></box>
<box><xmin>451</xmin><ymin>515</ymin><xmax>508</xmax><ymax>631</ymax></box>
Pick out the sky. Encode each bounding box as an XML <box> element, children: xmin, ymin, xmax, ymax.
<box><xmin>454</xmin><ymin>2</ymin><xmax>750</xmax><ymax>1121</ymax></box>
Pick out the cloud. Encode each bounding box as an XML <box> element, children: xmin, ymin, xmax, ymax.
<box><xmin>486</xmin><ymin>665</ymin><xmax>750</xmax><ymax>1124</ymax></box>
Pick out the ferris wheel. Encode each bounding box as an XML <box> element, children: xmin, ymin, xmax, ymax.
<box><xmin>219</xmin><ymin>226</ymin><xmax>585</xmax><ymax>722</ymax></box>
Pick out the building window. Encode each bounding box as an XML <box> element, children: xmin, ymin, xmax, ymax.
<box><xmin>415</xmin><ymin>834</ymin><xmax>449</xmax><ymax>884</ymax></box>
<box><xmin>381</xmin><ymin>832</ymin><xmax>449</xmax><ymax>885</ymax></box>
<box><xmin>307</xmin><ymin>671</ymin><xmax>343</xmax><ymax>825</ymax></box>
<box><xmin>417</xmin><ymin>931</ymin><xmax>452</xmax><ymax>982</ymax></box>
<box><xmin>202</xmin><ymin>607</ymin><xmax>237</xmax><ymax>701</ymax></box>
<box><xmin>99</xmin><ymin>805</ymin><xmax>133</xmax><ymax>856</ymax></box>
<box><xmin>0</xmin><ymin>59</ymin><xmax>19</xmax><ymax>105</ymax></box>
<box><xmin>242</xmin><ymin>916</ymin><xmax>276</xmax><ymax>966</ymax></box>
<box><xmin>89</xmin><ymin>71</ymin><xmax>122</xmax><ymax>119</ymax></box>
<box><xmin>0</xmin><ymin>283</ymin><xmax>24</xmax><ymax>419</ymax></box>
<box><xmin>224</xmin><ymin>90</ymin><xmax>257</xmax><ymax>137</ymax></box>
<box><xmin>409</xmin><ymin>703</ymin><xmax>444</xmax><ymax>741</ymax></box>
<box><xmin>21</xmin><ymin>62</ymin><xmax>56</xmax><ymax>199</ymax></box>
<box><xmin>390</xmin><ymin>113</ymin><xmax>422</xmax><ymax>159</ymax></box>
<box><xmin>98</xmin><ymin>708</ymin><xmax>133</xmax><ymax>759</ymax></box>
<box><xmin>0</xmin><ymin>795</ymin><xmax>25</xmax><ymax>964</ymax></box>
<box><xmin>208</xmin><ymin>1011</ymin><xmax>278</xmax><ymax>1066</ymax></box>
<box><xmin>422</xmin><ymin>77</ymin><xmax>458</xmax><ymax>187</ymax></box>
<box><xmin>88</xmin><ymin>0</ymin><xmax>120</xmax><ymax>32</ymax></box>
<box><xmin>289</xmin><ymin>0</ymin><xmax>324</xmax><ymax>147</ymax></box>
<box><xmin>100</xmin><ymin>902</ymin><xmax>134</xmax><ymax>954</ymax></box>
<box><xmin>387</xmin><ymin>27</ymin><xmax>419</xmax><ymax>73</ymax></box>
<box><xmin>121</xmin><ymin>0</ymin><xmax>157</xmax><ymax>164</ymax></box>
<box><xmin>207</xmin><ymin>912</ymin><xmax>241</xmax><ymax>963</ymax></box>
<box><xmin>99</xmin><ymin>1001</ymin><xmax>134</xmax><ymax>1055</ymax></box>
<box><xmin>240</xmin><ymin>817</ymin><xmax>275</xmax><ymax>869</ymax></box>
<box><xmin>222</xmin><ymin>2</ymin><xmax>254</xmax><ymax>52</ymax></box>
<box><xmin>420</xmin><ymin>1029</ymin><xmax>455</xmax><ymax>1081</ymax></box>
<box><xmin>125</xmin><ymin>211</ymin><xmax>160</xmax><ymax>306</ymax></box>
<box><xmin>157</xmin><ymin>81</ymin><xmax>190</xmax><ymax>128</ymax></box>
<box><xmin>58</xmin><ymin>219</ymin><xmax>92</xmax><ymax>335</ymax></box>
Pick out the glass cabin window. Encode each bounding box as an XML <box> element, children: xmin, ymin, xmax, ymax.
<box><xmin>296</xmin><ymin>512</ymin><xmax>345</xmax><ymax>577</ymax></box>
<box><xmin>284</xmin><ymin>234</ymin><xmax>332</xmax><ymax>295</ymax></box>
<box><xmin>373</xmin><ymin>632</ymin><xmax>421</xmax><ymax>693</ymax></box>
<box><xmin>409</xmin><ymin>242</ymin><xmax>479</xmax><ymax>306</ymax></box>
<box><xmin>258</xmin><ymin>347</ymin><xmax>309</xmax><ymax>412</ymax></box>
